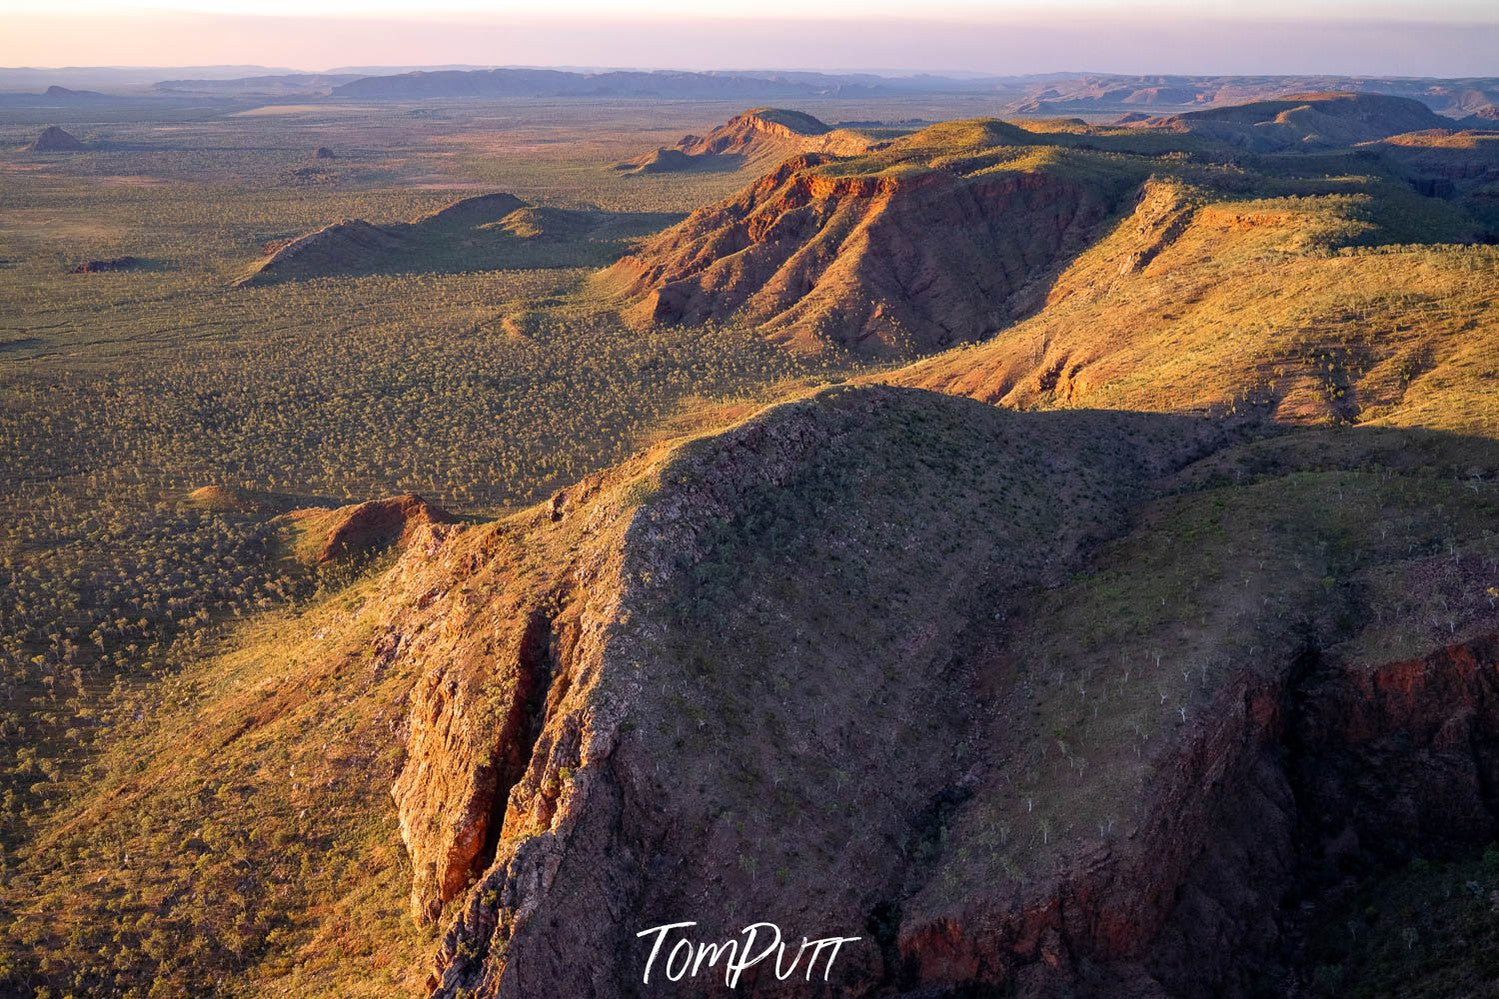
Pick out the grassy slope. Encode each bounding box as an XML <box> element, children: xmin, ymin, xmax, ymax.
<box><xmin>889</xmin><ymin>176</ymin><xmax>1497</xmax><ymax>434</ymax></box>
<box><xmin>1</xmin><ymin>573</ymin><xmax>432</xmax><ymax>997</ymax></box>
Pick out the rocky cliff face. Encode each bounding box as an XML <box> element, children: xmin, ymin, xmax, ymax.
<box><xmin>367</xmin><ymin>460</ymin><xmax>645</xmax><ymax>925</ymax></box>
<box><xmin>341</xmin><ymin>382</ymin><xmax>1499</xmax><ymax>998</ymax></box>
<box><xmin>604</xmin><ymin>153</ymin><xmax>1128</xmax><ymax>356</ymax></box>
<box><xmin>675</xmin><ymin>108</ymin><xmax>832</xmax><ymax>157</ymax></box>
<box><xmin>1295</xmin><ymin>636</ymin><xmax>1499</xmax><ymax>862</ymax></box>
<box><xmin>350</xmin><ymin>387</ymin><xmax>1220</xmax><ymax>991</ymax></box>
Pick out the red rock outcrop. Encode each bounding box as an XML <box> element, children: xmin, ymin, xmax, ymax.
<box><xmin>675</xmin><ymin>107</ymin><xmax>832</xmax><ymax>157</ymax></box>
<box><xmin>1296</xmin><ymin>635</ymin><xmax>1499</xmax><ymax>858</ymax></box>
<box><xmin>613</xmin><ymin>108</ymin><xmax>874</xmax><ymax>175</ymax></box>
<box><xmin>603</xmin><ymin>153</ymin><xmax>1127</xmax><ymax>355</ymax></box>
<box><xmin>285</xmin><ymin>494</ymin><xmax>456</xmax><ymax>566</ymax></box>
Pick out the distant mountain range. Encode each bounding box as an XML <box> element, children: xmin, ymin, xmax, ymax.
<box><xmin>1009</xmin><ymin>74</ymin><xmax>1499</xmax><ymax>120</ymax></box>
<box><xmin>1</xmin><ymin>65</ymin><xmax>1496</xmax><ymax>118</ymax></box>
<box><xmin>244</xmin><ymin>69</ymin><xmax>1499</xmax><ymax>119</ymax></box>
<box><xmin>326</xmin><ymin>68</ymin><xmax>929</xmax><ymax>101</ymax></box>
<box><xmin>0</xmin><ymin>65</ymin><xmax>300</xmax><ymax>92</ymax></box>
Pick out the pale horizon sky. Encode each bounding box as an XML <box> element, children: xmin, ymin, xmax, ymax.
<box><xmin>3</xmin><ymin>1</ymin><xmax>1496</xmax><ymax>77</ymax></box>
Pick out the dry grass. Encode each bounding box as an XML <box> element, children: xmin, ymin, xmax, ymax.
<box><xmin>890</xmin><ymin>178</ymin><xmax>1498</xmax><ymax>434</ymax></box>
<box><xmin>1</xmin><ymin>574</ymin><xmax>432</xmax><ymax>997</ymax></box>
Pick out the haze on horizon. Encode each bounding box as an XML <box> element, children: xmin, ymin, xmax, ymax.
<box><xmin>4</xmin><ymin>0</ymin><xmax>1497</xmax><ymax>78</ymax></box>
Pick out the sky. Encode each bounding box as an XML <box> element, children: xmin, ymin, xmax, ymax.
<box><xmin>3</xmin><ymin>0</ymin><xmax>1496</xmax><ymax>77</ymax></box>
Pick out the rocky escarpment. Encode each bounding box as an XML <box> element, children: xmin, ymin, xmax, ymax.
<box><xmin>676</xmin><ymin>108</ymin><xmax>832</xmax><ymax>157</ymax></box>
<box><xmin>894</xmin><ymin>634</ymin><xmax>1499</xmax><ymax>997</ymax></box>
<box><xmin>603</xmin><ymin>150</ymin><xmax>1132</xmax><ymax>356</ymax></box>
<box><xmin>343</xmin><ymin>383</ymin><xmax>1499</xmax><ymax>998</ymax></box>
<box><xmin>1294</xmin><ymin>636</ymin><xmax>1499</xmax><ymax>864</ymax></box>
<box><xmin>887</xmin><ymin>169</ymin><xmax>1499</xmax><ymax>429</ymax></box>
<box><xmin>364</xmin><ymin>386</ymin><xmax>1227</xmax><ymax>988</ymax></box>
<box><xmin>612</xmin><ymin>107</ymin><xmax>875</xmax><ymax>175</ymax></box>
<box><xmin>1372</xmin><ymin>129</ymin><xmax>1499</xmax><ymax>233</ymax></box>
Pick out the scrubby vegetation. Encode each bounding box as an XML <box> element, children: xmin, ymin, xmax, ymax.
<box><xmin>2</xmin><ymin>90</ymin><xmax>1497</xmax><ymax>997</ymax></box>
<box><xmin>1298</xmin><ymin>846</ymin><xmax>1499</xmax><ymax>997</ymax></box>
<box><xmin>0</xmin><ymin>573</ymin><xmax>434</xmax><ymax>997</ymax></box>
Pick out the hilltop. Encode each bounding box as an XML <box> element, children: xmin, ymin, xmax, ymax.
<box><xmin>602</xmin><ymin>127</ymin><xmax>1139</xmax><ymax>356</ymax></box>
<box><xmin>612</xmin><ymin>107</ymin><xmax>879</xmax><ymax>175</ymax></box>
<box><xmin>237</xmin><ymin>193</ymin><xmax>672</xmax><ymax>285</ymax></box>
<box><xmin>25</xmin><ymin>125</ymin><xmax>85</xmax><ymax>152</ymax></box>
<box><xmin>281</xmin><ymin>494</ymin><xmax>456</xmax><ymax>566</ymax></box>
<box><xmin>887</xmin><ymin>177</ymin><xmax>1498</xmax><ymax>433</ymax></box>
<box><xmin>681</xmin><ymin>107</ymin><xmax>830</xmax><ymax>151</ymax></box>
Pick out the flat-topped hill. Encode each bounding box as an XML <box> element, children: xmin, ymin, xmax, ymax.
<box><xmin>676</xmin><ymin>106</ymin><xmax>830</xmax><ymax>154</ymax></box>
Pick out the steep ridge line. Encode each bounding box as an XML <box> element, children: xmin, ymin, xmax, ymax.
<box><xmin>343</xmin><ymin>384</ymin><xmax>1499</xmax><ymax>997</ymax></box>
<box><xmin>613</xmin><ymin>107</ymin><xmax>879</xmax><ymax>175</ymax></box>
<box><xmin>603</xmin><ymin>148</ymin><xmax>1137</xmax><ymax>357</ymax></box>
<box><xmin>605</xmin><ymin>98</ymin><xmax>1497</xmax><ymax>362</ymax></box>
